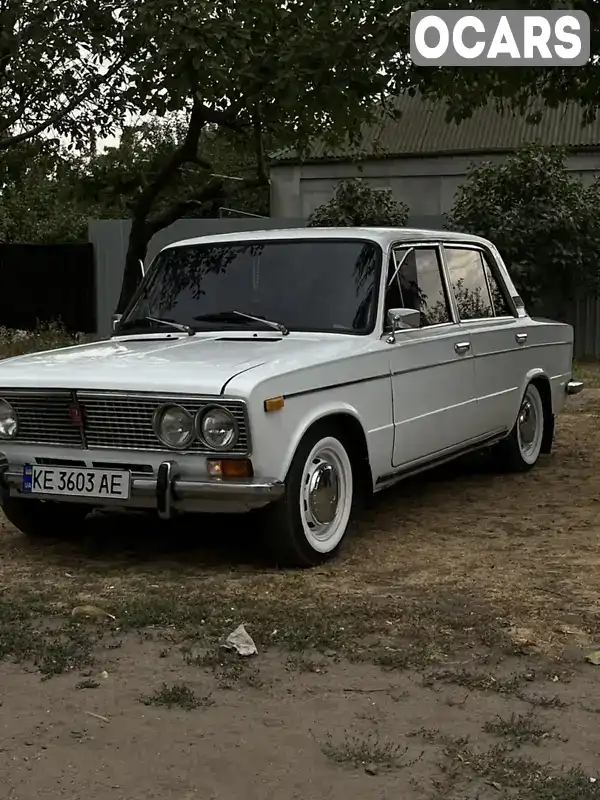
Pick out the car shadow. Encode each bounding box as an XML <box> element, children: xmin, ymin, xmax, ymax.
<box><xmin>12</xmin><ymin>448</ymin><xmax>519</xmax><ymax>570</ymax></box>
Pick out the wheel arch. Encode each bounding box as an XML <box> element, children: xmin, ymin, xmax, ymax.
<box><xmin>280</xmin><ymin>405</ymin><xmax>373</xmax><ymax>501</ymax></box>
<box><xmin>528</xmin><ymin>373</ymin><xmax>554</xmax><ymax>455</ymax></box>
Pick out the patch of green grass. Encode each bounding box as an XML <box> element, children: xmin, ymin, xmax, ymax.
<box><xmin>183</xmin><ymin>646</ymin><xmax>265</xmax><ymax>689</ymax></box>
<box><xmin>424</xmin><ymin>667</ymin><xmax>571</xmax><ymax>700</ymax></box>
<box><xmin>0</xmin><ymin>596</ymin><xmax>95</xmax><ymax>677</ymax></box>
<box><xmin>573</xmin><ymin>360</ymin><xmax>600</xmax><ymax>389</ymax></box>
<box><xmin>139</xmin><ymin>683</ymin><xmax>214</xmax><ymax>711</ymax></box>
<box><xmin>319</xmin><ymin>731</ymin><xmax>424</xmax><ymax>770</ymax></box>
<box><xmin>286</xmin><ymin>654</ymin><xmax>328</xmax><ymax>674</ymax></box>
<box><xmin>411</xmin><ymin>730</ymin><xmax>600</xmax><ymax>799</ymax></box>
<box><xmin>483</xmin><ymin>711</ymin><xmax>561</xmax><ymax>747</ymax></box>
<box><xmin>423</xmin><ymin>668</ymin><xmax>525</xmax><ymax>695</ymax></box>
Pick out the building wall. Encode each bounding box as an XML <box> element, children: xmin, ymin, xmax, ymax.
<box><xmin>269</xmin><ymin>151</ymin><xmax>600</xmax><ymax>218</ymax></box>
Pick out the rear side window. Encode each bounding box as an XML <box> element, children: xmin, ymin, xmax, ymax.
<box><xmin>444</xmin><ymin>248</ymin><xmax>494</xmax><ymax>321</ymax></box>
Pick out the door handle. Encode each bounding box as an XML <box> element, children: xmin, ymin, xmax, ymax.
<box><xmin>515</xmin><ymin>332</ymin><xmax>528</xmax><ymax>344</ymax></box>
<box><xmin>454</xmin><ymin>341</ymin><xmax>471</xmax><ymax>355</ymax></box>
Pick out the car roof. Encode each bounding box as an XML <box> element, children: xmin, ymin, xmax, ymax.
<box><xmin>163</xmin><ymin>227</ymin><xmax>491</xmax><ymax>250</ymax></box>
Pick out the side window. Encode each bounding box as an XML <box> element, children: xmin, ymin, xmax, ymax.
<box><xmin>482</xmin><ymin>255</ymin><xmax>514</xmax><ymax>317</ymax></box>
<box><xmin>385</xmin><ymin>247</ymin><xmax>451</xmax><ymax>327</ymax></box>
<box><xmin>444</xmin><ymin>248</ymin><xmax>494</xmax><ymax>321</ymax></box>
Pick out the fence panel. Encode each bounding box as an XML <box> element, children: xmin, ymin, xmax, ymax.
<box><xmin>0</xmin><ymin>243</ymin><xmax>95</xmax><ymax>333</ymax></box>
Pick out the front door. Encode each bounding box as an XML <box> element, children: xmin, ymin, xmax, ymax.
<box><xmin>386</xmin><ymin>244</ymin><xmax>478</xmax><ymax>469</ymax></box>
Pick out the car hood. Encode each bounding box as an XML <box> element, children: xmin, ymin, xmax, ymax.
<box><xmin>0</xmin><ymin>333</ymin><xmax>363</xmax><ymax>395</ymax></box>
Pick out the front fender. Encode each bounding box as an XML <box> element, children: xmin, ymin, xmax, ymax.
<box><xmin>278</xmin><ymin>401</ymin><xmax>365</xmax><ymax>482</ymax></box>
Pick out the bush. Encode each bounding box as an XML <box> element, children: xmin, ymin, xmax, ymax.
<box><xmin>446</xmin><ymin>144</ymin><xmax>600</xmax><ymax>318</ymax></box>
<box><xmin>0</xmin><ymin>321</ymin><xmax>90</xmax><ymax>360</ymax></box>
<box><xmin>307</xmin><ymin>178</ymin><xmax>409</xmax><ymax>227</ymax></box>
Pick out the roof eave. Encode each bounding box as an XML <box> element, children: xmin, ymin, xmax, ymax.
<box><xmin>269</xmin><ymin>142</ymin><xmax>600</xmax><ymax>169</ymax></box>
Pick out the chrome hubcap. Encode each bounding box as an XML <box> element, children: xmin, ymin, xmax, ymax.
<box><xmin>307</xmin><ymin>462</ymin><xmax>339</xmax><ymax>525</ymax></box>
<box><xmin>302</xmin><ymin>452</ymin><xmax>342</xmax><ymax>541</ymax></box>
<box><xmin>518</xmin><ymin>398</ymin><xmax>537</xmax><ymax>448</ymax></box>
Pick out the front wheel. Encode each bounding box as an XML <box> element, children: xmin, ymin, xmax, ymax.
<box><xmin>262</xmin><ymin>426</ymin><xmax>355</xmax><ymax>567</ymax></box>
<box><xmin>492</xmin><ymin>382</ymin><xmax>546</xmax><ymax>472</ymax></box>
<box><xmin>1</xmin><ymin>492</ymin><xmax>90</xmax><ymax>539</ymax></box>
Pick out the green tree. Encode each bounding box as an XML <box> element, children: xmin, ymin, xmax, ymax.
<box><xmin>0</xmin><ymin>1</ymin><xmax>130</xmax><ymax>151</ymax></box>
<box><xmin>113</xmin><ymin>0</ymin><xmax>407</xmax><ymax>312</ymax></box>
<box><xmin>80</xmin><ymin>118</ymin><xmax>270</xmax><ymax>222</ymax></box>
<box><xmin>446</xmin><ymin>144</ymin><xmax>600</xmax><ymax>318</ymax></box>
<box><xmin>0</xmin><ymin>141</ymin><xmax>91</xmax><ymax>242</ymax></box>
<box><xmin>307</xmin><ymin>179</ymin><xmax>409</xmax><ymax>227</ymax></box>
<box><xmin>408</xmin><ymin>1</ymin><xmax>600</xmax><ymax>124</ymax></box>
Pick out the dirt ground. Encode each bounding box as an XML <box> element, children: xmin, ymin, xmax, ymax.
<box><xmin>1</xmin><ymin>371</ymin><xmax>600</xmax><ymax>799</ymax></box>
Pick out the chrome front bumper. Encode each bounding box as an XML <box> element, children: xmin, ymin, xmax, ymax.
<box><xmin>566</xmin><ymin>379</ymin><xmax>584</xmax><ymax>395</ymax></box>
<box><xmin>0</xmin><ymin>459</ymin><xmax>285</xmax><ymax>518</ymax></box>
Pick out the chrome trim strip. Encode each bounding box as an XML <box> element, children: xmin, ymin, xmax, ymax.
<box><xmin>3</xmin><ymin>469</ymin><xmax>285</xmax><ymax>505</ymax></box>
<box><xmin>377</xmin><ymin>428</ymin><xmax>507</xmax><ymax>485</ymax></box>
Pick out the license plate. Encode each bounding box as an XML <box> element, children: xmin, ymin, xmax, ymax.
<box><xmin>22</xmin><ymin>465</ymin><xmax>131</xmax><ymax>499</ymax></box>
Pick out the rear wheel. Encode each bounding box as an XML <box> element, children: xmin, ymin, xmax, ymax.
<box><xmin>263</xmin><ymin>424</ymin><xmax>355</xmax><ymax>567</ymax></box>
<box><xmin>492</xmin><ymin>382</ymin><xmax>546</xmax><ymax>472</ymax></box>
<box><xmin>1</xmin><ymin>492</ymin><xmax>90</xmax><ymax>539</ymax></box>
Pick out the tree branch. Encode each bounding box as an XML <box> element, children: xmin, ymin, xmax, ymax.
<box><xmin>146</xmin><ymin>178</ymin><xmax>226</xmax><ymax>236</ymax></box>
<box><xmin>0</xmin><ymin>55</ymin><xmax>127</xmax><ymax>150</ymax></box>
<box><xmin>132</xmin><ymin>95</ymin><xmax>210</xmax><ymax>221</ymax></box>
<box><xmin>253</xmin><ymin>105</ymin><xmax>269</xmax><ymax>185</ymax></box>
<box><xmin>145</xmin><ymin>172</ymin><xmax>270</xmax><ymax>239</ymax></box>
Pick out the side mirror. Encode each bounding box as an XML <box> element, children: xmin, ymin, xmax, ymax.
<box><xmin>112</xmin><ymin>313</ymin><xmax>122</xmax><ymax>332</ymax></box>
<box><xmin>387</xmin><ymin>307</ymin><xmax>421</xmax><ymax>331</ymax></box>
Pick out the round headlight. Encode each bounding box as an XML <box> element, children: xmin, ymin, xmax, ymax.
<box><xmin>153</xmin><ymin>404</ymin><xmax>194</xmax><ymax>449</ymax></box>
<box><xmin>198</xmin><ymin>406</ymin><xmax>237</xmax><ymax>450</ymax></box>
<box><xmin>0</xmin><ymin>399</ymin><xmax>17</xmax><ymax>439</ymax></box>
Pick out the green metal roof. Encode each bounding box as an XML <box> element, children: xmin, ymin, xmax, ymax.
<box><xmin>271</xmin><ymin>94</ymin><xmax>600</xmax><ymax>165</ymax></box>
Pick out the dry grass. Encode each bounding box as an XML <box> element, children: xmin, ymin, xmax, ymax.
<box><xmin>1</xmin><ymin>327</ymin><xmax>600</xmax><ymax>798</ymax></box>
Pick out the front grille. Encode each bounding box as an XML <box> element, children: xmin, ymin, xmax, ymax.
<box><xmin>0</xmin><ymin>390</ymin><xmax>251</xmax><ymax>455</ymax></box>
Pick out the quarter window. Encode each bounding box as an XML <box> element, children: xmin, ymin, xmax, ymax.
<box><xmin>482</xmin><ymin>257</ymin><xmax>514</xmax><ymax>317</ymax></box>
<box><xmin>386</xmin><ymin>247</ymin><xmax>451</xmax><ymax>327</ymax></box>
<box><xmin>444</xmin><ymin>248</ymin><xmax>494</xmax><ymax>321</ymax></box>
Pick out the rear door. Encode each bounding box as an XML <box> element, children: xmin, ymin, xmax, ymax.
<box><xmin>442</xmin><ymin>243</ymin><xmax>523</xmax><ymax>437</ymax></box>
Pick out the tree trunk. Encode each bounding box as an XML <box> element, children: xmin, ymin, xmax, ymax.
<box><xmin>116</xmin><ymin>217</ymin><xmax>150</xmax><ymax>314</ymax></box>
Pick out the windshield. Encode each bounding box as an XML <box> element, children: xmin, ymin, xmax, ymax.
<box><xmin>118</xmin><ymin>238</ymin><xmax>382</xmax><ymax>335</ymax></box>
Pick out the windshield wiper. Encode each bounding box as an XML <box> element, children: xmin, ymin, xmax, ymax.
<box><xmin>118</xmin><ymin>316</ymin><xmax>196</xmax><ymax>336</ymax></box>
<box><xmin>194</xmin><ymin>310</ymin><xmax>289</xmax><ymax>336</ymax></box>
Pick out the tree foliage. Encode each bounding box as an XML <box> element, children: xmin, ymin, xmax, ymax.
<box><xmin>0</xmin><ymin>142</ymin><xmax>91</xmax><ymax>241</ymax></box>
<box><xmin>112</xmin><ymin>0</ymin><xmax>408</xmax><ymax>311</ymax></box>
<box><xmin>307</xmin><ymin>179</ymin><xmax>409</xmax><ymax>227</ymax></box>
<box><xmin>0</xmin><ymin>0</ymin><xmax>130</xmax><ymax>151</ymax></box>
<box><xmin>408</xmin><ymin>0</ymin><xmax>600</xmax><ymax>124</ymax></box>
<box><xmin>446</xmin><ymin>145</ymin><xmax>600</xmax><ymax>317</ymax></box>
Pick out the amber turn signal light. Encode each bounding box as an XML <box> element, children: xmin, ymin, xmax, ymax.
<box><xmin>207</xmin><ymin>459</ymin><xmax>253</xmax><ymax>478</ymax></box>
<box><xmin>264</xmin><ymin>396</ymin><xmax>284</xmax><ymax>412</ymax></box>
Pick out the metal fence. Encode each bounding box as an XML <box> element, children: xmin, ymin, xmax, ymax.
<box><xmin>568</xmin><ymin>298</ymin><xmax>600</xmax><ymax>360</ymax></box>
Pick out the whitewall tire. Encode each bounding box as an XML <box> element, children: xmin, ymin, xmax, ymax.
<box><xmin>493</xmin><ymin>382</ymin><xmax>546</xmax><ymax>472</ymax></box>
<box><xmin>263</xmin><ymin>424</ymin><xmax>355</xmax><ymax>567</ymax></box>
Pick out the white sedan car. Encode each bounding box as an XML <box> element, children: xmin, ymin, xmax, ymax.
<box><xmin>0</xmin><ymin>228</ymin><xmax>583</xmax><ymax>566</ymax></box>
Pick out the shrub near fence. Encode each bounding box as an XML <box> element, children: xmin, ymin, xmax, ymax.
<box><xmin>0</xmin><ymin>243</ymin><xmax>95</xmax><ymax>333</ymax></box>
